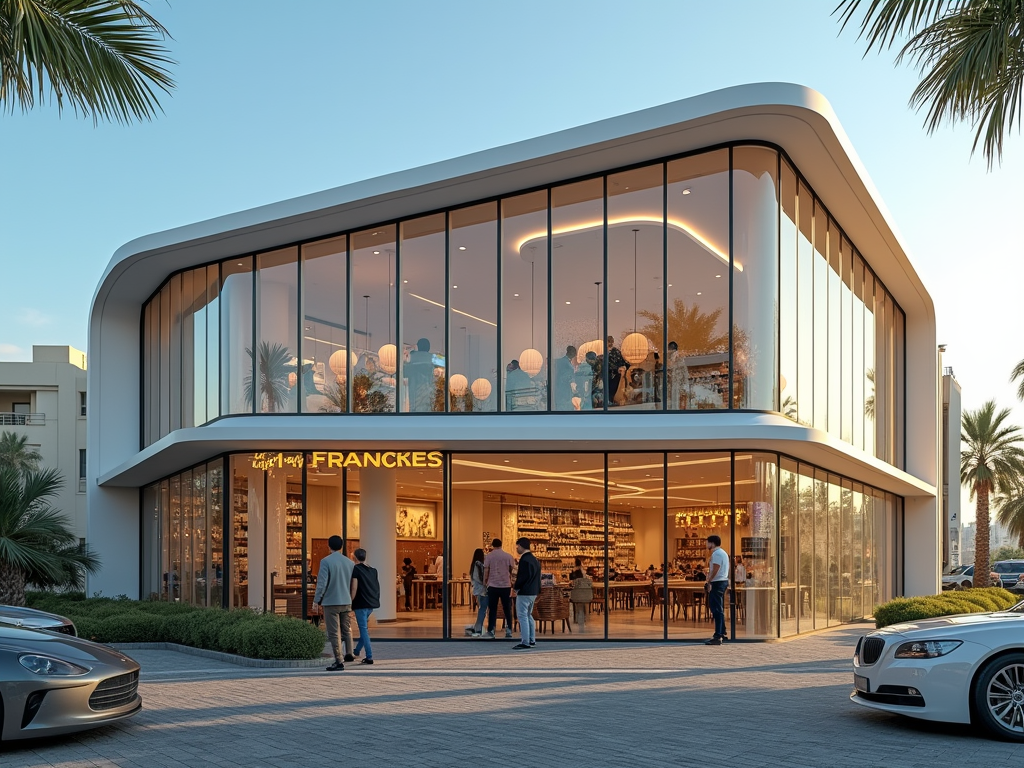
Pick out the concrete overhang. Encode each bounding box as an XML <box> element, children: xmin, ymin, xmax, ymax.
<box><xmin>97</xmin><ymin>411</ymin><xmax>936</xmax><ymax>500</ymax></box>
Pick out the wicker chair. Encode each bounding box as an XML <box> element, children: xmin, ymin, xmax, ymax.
<box><xmin>534</xmin><ymin>586</ymin><xmax>572</xmax><ymax>634</ymax></box>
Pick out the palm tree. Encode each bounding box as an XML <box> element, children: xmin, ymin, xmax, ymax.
<box><xmin>961</xmin><ymin>400</ymin><xmax>1024</xmax><ymax>587</ymax></box>
<box><xmin>836</xmin><ymin>0</ymin><xmax>1023</xmax><ymax>167</ymax></box>
<box><xmin>0</xmin><ymin>430</ymin><xmax>42</xmax><ymax>473</ymax></box>
<box><xmin>995</xmin><ymin>482</ymin><xmax>1024</xmax><ymax>548</ymax></box>
<box><xmin>0</xmin><ymin>465</ymin><xmax>99</xmax><ymax>606</ymax></box>
<box><xmin>638</xmin><ymin>300</ymin><xmax>728</xmax><ymax>356</ymax></box>
<box><xmin>244</xmin><ymin>342</ymin><xmax>293</xmax><ymax>413</ymax></box>
<box><xmin>1012</xmin><ymin>358</ymin><xmax>1024</xmax><ymax>401</ymax></box>
<box><xmin>1</xmin><ymin>0</ymin><xmax>174</xmax><ymax>123</ymax></box>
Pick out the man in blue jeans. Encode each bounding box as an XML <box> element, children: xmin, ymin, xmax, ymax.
<box><xmin>350</xmin><ymin>548</ymin><xmax>381</xmax><ymax>665</ymax></box>
<box><xmin>704</xmin><ymin>534</ymin><xmax>730</xmax><ymax>645</ymax></box>
<box><xmin>512</xmin><ymin>537</ymin><xmax>541</xmax><ymax>650</ymax></box>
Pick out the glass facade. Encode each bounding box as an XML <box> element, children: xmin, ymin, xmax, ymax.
<box><xmin>142</xmin><ymin>145</ymin><xmax>906</xmax><ymax>470</ymax></box>
<box><xmin>141</xmin><ymin>449</ymin><xmax>898</xmax><ymax>640</ymax></box>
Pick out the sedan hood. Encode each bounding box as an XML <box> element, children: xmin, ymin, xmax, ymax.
<box><xmin>0</xmin><ymin>605</ymin><xmax>69</xmax><ymax>628</ymax></box>
<box><xmin>0</xmin><ymin>624</ymin><xmax>136</xmax><ymax>667</ymax></box>
<box><xmin>876</xmin><ymin>611</ymin><xmax>1024</xmax><ymax>637</ymax></box>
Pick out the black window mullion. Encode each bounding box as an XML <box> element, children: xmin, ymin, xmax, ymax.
<box><xmin>602</xmin><ymin>176</ymin><xmax>609</xmax><ymax>411</ymax></box>
<box><xmin>395</xmin><ymin>232</ymin><xmax>402</xmax><ymax>414</ymax></box>
<box><xmin>727</xmin><ymin>148</ymin><xmax>734</xmax><ymax>410</ymax></box>
<box><xmin>445</xmin><ymin>212</ymin><xmax>451</xmax><ymax>412</ymax></box>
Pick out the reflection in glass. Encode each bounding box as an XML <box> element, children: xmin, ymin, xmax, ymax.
<box><xmin>735</xmin><ymin>453</ymin><xmax>777</xmax><ymax>638</ymax></box>
<box><xmin>779</xmin><ymin>459</ymin><xmax>799</xmax><ymax>636</ymax></box>
<box><xmin>169</xmin><ymin>273</ymin><xmax>182</xmax><ymax>432</ymax></box>
<box><xmin>400</xmin><ymin>216</ymin><xmax>446</xmax><ymax>412</ymax></box>
<box><xmin>221</xmin><ymin>258</ymin><xmax>253</xmax><ymax>415</ymax></box>
<box><xmin>812</xmin><ymin>199</ymin><xmax>828</xmax><ymax>431</ymax></box>
<box><xmin>607</xmin><ymin>165</ymin><xmax>664</xmax><ymax>410</ymax></box>
<box><xmin>351</xmin><ymin>226</ymin><xmax>397</xmax><ymax>413</ymax></box>
<box><xmin>255</xmin><ymin>247</ymin><xmax>298</xmax><ymax>413</ymax></box>
<box><xmin>827</xmin><ymin>221</ymin><xmax>842</xmax><ymax>440</ymax></box>
<box><xmin>449</xmin><ymin>204</ymin><xmax>498</xmax><ymax>412</ymax></box>
<box><xmin>502</xmin><ymin>192</ymin><xmax>549</xmax><ymax>411</ymax></box>
<box><xmin>779</xmin><ymin>162</ymin><xmax>798</xmax><ymax>421</ymax></box>
<box><xmin>301</xmin><ymin>236</ymin><xmax>348</xmax><ymax>414</ymax></box>
<box><xmin>796</xmin><ymin>181</ymin><xmax>813</xmax><ymax>427</ymax></box>
<box><xmin>205</xmin><ymin>265</ymin><xmax>220</xmax><ymax>424</ymax></box>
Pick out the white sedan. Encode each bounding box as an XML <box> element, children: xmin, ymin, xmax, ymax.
<box><xmin>852</xmin><ymin>607</ymin><xmax>1024</xmax><ymax>740</ymax></box>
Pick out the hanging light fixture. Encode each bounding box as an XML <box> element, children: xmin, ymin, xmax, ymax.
<box><xmin>377</xmin><ymin>249</ymin><xmax>397</xmax><ymax>373</ymax></box>
<box><xmin>575</xmin><ymin>339</ymin><xmax>604</xmax><ymax>366</ymax></box>
<box><xmin>471</xmin><ymin>377</ymin><xmax>491</xmax><ymax>400</ymax></box>
<box><xmin>449</xmin><ymin>373</ymin><xmax>468</xmax><ymax>396</ymax></box>
<box><xmin>519</xmin><ymin>250</ymin><xmax>541</xmax><ymax>376</ymax></box>
<box><xmin>329</xmin><ymin>349</ymin><xmax>356</xmax><ymax>381</ymax></box>
<box><xmin>622</xmin><ymin>228</ymin><xmax>650</xmax><ymax>365</ymax></box>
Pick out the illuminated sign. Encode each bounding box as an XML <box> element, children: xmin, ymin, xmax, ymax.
<box><xmin>310</xmin><ymin>451</ymin><xmax>443</xmax><ymax>469</ymax></box>
<box><xmin>250</xmin><ymin>453</ymin><xmax>306</xmax><ymax>470</ymax></box>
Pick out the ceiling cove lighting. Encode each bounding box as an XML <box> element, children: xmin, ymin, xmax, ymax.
<box><xmin>517</xmin><ymin>217</ymin><xmax>739</xmax><ymax>271</ymax></box>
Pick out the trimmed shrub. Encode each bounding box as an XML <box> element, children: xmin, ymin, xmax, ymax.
<box><xmin>874</xmin><ymin>587</ymin><xmax>1021</xmax><ymax>628</ymax></box>
<box><xmin>24</xmin><ymin>593</ymin><xmax>324</xmax><ymax>659</ymax></box>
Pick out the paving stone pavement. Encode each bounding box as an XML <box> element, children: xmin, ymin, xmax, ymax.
<box><xmin>4</xmin><ymin>626</ymin><xmax>1024</xmax><ymax>768</ymax></box>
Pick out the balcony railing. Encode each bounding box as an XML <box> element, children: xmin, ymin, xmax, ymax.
<box><xmin>0</xmin><ymin>412</ymin><xmax>45</xmax><ymax>426</ymax></box>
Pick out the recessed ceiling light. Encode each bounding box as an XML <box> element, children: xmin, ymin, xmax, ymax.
<box><xmin>614</xmin><ymin>299</ymin><xmax>620</xmax><ymax>303</ymax></box>
<box><xmin>715</xmin><ymin>274</ymin><xmax>721</xmax><ymax>278</ymax></box>
<box><xmin>513</xmin><ymin>293</ymin><xmax>519</xmax><ymax>297</ymax></box>
<box><xmin>458</xmin><ymin>246</ymin><xmax>466</xmax><ymax>251</ymax></box>
<box><xmin>373</xmin><ymin>250</ymin><xmax>380</xmax><ymax>255</ymax></box>
<box><xmin>453</xmin><ymin>285</ymin><xmax>458</xmax><ymax>289</ymax></box>
<box><xmin>565</xmin><ymin>301</ymin><xmax>571</xmax><ymax>305</ymax></box>
<box><xmin>697</xmin><ymin>292</ymin><xmax>702</xmax><ymax>296</ymax></box>
<box><xmin>237</xmin><ymin>262</ymin><xmax>244</xmax><ymax>266</ymax></box>
<box><xmin>403</xmin><ymin>279</ymin><xmax>408</xmax><ymax>283</ymax></box>
<box><xmin>682</xmin><ymin>188</ymin><xmax>692</xmax><ymax>195</ymax></box>
<box><xmin>668</xmin><ymin>284</ymin><xmax>673</xmax><ymax>287</ymax></box>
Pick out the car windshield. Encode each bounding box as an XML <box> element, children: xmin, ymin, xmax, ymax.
<box><xmin>994</xmin><ymin>562</ymin><xmax>1022</xmax><ymax>573</ymax></box>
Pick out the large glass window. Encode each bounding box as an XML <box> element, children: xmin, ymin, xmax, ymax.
<box><xmin>812</xmin><ymin>200</ymin><xmax>828</xmax><ymax>431</ymax></box>
<box><xmin>796</xmin><ymin>181</ymin><xmax>814</xmax><ymax>427</ymax></box>
<box><xmin>778</xmin><ymin>458</ymin><xmax>799</xmax><ymax>636</ymax></box>
<box><xmin>220</xmin><ymin>257</ymin><xmax>253</xmax><ymax>416</ymax></box>
<box><xmin>301</xmin><ymin>235</ymin><xmax>348</xmax><ymax>413</ymax></box>
<box><xmin>255</xmin><ymin>248</ymin><xmax>298</xmax><ymax>414</ymax></box>
<box><xmin>607</xmin><ymin>165</ymin><xmax>664</xmax><ymax>410</ymax></box>
<box><xmin>351</xmin><ymin>226</ymin><xmax>397</xmax><ymax>413</ymax></box>
<box><xmin>779</xmin><ymin>162</ymin><xmax>798</xmax><ymax>421</ymax></box>
<box><xmin>449</xmin><ymin>204</ymin><xmax>498</xmax><ymax>412</ymax></box>
<box><xmin>732</xmin><ymin>147</ymin><xmax>778</xmax><ymax>411</ymax></box>
<box><xmin>827</xmin><ymin>221</ymin><xmax>842</xmax><ymax>441</ymax></box>
<box><xmin>400</xmin><ymin>216</ymin><xmax>446</xmax><ymax>413</ymax></box>
<box><xmin>735</xmin><ymin>452</ymin><xmax>778</xmax><ymax>638</ymax></box>
<box><xmin>502</xmin><ymin>192</ymin><xmax>549</xmax><ymax>411</ymax></box>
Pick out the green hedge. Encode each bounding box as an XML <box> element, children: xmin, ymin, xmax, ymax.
<box><xmin>24</xmin><ymin>592</ymin><xmax>326</xmax><ymax>660</ymax></box>
<box><xmin>873</xmin><ymin>587</ymin><xmax>1019</xmax><ymax>628</ymax></box>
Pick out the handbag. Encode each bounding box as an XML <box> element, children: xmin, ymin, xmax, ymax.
<box><xmin>309</xmin><ymin>601</ymin><xmax>323</xmax><ymax>616</ymax></box>
<box><xmin>570</xmin><ymin>577</ymin><xmax>594</xmax><ymax>603</ymax></box>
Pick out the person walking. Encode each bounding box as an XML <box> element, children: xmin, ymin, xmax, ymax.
<box><xmin>467</xmin><ymin>548</ymin><xmax>488</xmax><ymax>637</ymax></box>
<box><xmin>482</xmin><ymin>538</ymin><xmax>515</xmax><ymax>639</ymax></box>
<box><xmin>313</xmin><ymin>535</ymin><xmax>356</xmax><ymax>671</ymax></box>
<box><xmin>350</xmin><ymin>548</ymin><xmax>380</xmax><ymax>665</ymax></box>
<box><xmin>704</xmin><ymin>534</ymin><xmax>730</xmax><ymax>645</ymax></box>
<box><xmin>512</xmin><ymin>537</ymin><xmax>541</xmax><ymax>649</ymax></box>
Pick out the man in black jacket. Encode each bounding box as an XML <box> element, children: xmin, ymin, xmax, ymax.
<box><xmin>350</xmin><ymin>548</ymin><xmax>381</xmax><ymax>665</ymax></box>
<box><xmin>512</xmin><ymin>537</ymin><xmax>541</xmax><ymax>650</ymax></box>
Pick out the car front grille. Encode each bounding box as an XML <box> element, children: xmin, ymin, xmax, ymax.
<box><xmin>860</xmin><ymin>637</ymin><xmax>885</xmax><ymax>665</ymax></box>
<box><xmin>89</xmin><ymin>671</ymin><xmax>139</xmax><ymax>711</ymax></box>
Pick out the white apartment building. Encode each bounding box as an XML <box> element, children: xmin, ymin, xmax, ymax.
<box><xmin>0</xmin><ymin>346</ymin><xmax>88</xmax><ymax>540</ymax></box>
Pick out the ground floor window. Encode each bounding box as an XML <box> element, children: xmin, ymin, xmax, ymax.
<box><xmin>141</xmin><ymin>450</ymin><xmax>900</xmax><ymax>640</ymax></box>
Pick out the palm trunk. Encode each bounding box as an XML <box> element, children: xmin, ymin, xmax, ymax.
<box><xmin>976</xmin><ymin>485</ymin><xmax>991</xmax><ymax>588</ymax></box>
<box><xmin>0</xmin><ymin>561</ymin><xmax>27</xmax><ymax>606</ymax></box>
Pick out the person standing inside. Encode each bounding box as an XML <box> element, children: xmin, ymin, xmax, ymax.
<box><xmin>433</xmin><ymin>551</ymin><xmax>444</xmax><ymax>579</ymax></box>
<box><xmin>704</xmin><ymin>534</ymin><xmax>730</xmax><ymax>645</ymax></box>
<box><xmin>554</xmin><ymin>345</ymin><xmax>577</xmax><ymax>410</ymax></box>
<box><xmin>467</xmin><ymin>548</ymin><xmax>488</xmax><ymax>637</ymax></box>
<box><xmin>482</xmin><ymin>538</ymin><xmax>515</xmax><ymax>639</ymax></box>
<box><xmin>569</xmin><ymin>557</ymin><xmax>593</xmax><ymax>632</ymax></box>
<box><xmin>313</xmin><ymin>535</ymin><xmax>356</xmax><ymax>671</ymax></box>
<box><xmin>733</xmin><ymin>555</ymin><xmax>747</xmax><ymax>584</ymax></box>
<box><xmin>605</xmin><ymin>335</ymin><xmax>629</xmax><ymax>407</ymax></box>
<box><xmin>350</xmin><ymin>548</ymin><xmax>380</xmax><ymax>665</ymax></box>
<box><xmin>512</xmin><ymin>537</ymin><xmax>541</xmax><ymax>649</ymax></box>
<box><xmin>400</xmin><ymin>557</ymin><xmax>416</xmax><ymax>611</ymax></box>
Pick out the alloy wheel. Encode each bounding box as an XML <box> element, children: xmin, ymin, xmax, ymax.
<box><xmin>987</xmin><ymin>663</ymin><xmax>1024</xmax><ymax>733</ymax></box>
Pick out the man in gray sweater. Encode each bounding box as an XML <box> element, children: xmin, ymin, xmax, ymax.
<box><xmin>313</xmin><ymin>535</ymin><xmax>355</xmax><ymax>671</ymax></box>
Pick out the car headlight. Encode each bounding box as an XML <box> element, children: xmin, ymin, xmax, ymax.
<box><xmin>893</xmin><ymin>640</ymin><xmax>963</xmax><ymax>659</ymax></box>
<box><xmin>18</xmin><ymin>653</ymin><xmax>90</xmax><ymax>676</ymax></box>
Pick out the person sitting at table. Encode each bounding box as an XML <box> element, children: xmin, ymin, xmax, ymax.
<box><xmin>644</xmin><ymin>564</ymin><xmax>656</xmax><ymax>579</ymax></box>
<box><xmin>570</xmin><ymin>557</ymin><xmax>585</xmax><ymax>581</ymax></box>
<box><xmin>691</xmin><ymin>565</ymin><xmax>707</xmax><ymax>582</ymax></box>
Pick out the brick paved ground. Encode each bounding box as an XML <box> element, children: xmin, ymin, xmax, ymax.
<box><xmin>5</xmin><ymin>626</ymin><xmax>1024</xmax><ymax>767</ymax></box>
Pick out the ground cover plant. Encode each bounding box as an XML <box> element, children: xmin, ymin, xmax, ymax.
<box><xmin>873</xmin><ymin>587</ymin><xmax>1019</xmax><ymax>628</ymax></box>
<box><xmin>24</xmin><ymin>592</ymin><xmax>325</xmax><ymax>660</ymax></box>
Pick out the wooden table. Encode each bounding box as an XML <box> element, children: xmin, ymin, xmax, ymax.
<box><xmin>448</xmin><ymin>578</ymin><xmax>472</xmax><ymax>607</ymax></box>
<box><xmin>408</xmin><ymin>579</ymin><xmax>441</xmax><ymax>610</ymax></box>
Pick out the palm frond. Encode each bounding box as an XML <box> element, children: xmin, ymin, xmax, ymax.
<box><xmin>834</xmin><ymin>0</ymin><xmax>959</xmax><ymax>52</ymax></box>
<box><xmin>1012</xmin><ymin>358</ymin><xmax>1024</xmax><ymax>402</ymax></box>
<box><xmin>0</xmin><ymin>0</ymin><xmax>175</xmax><ymax>123</ymax></box>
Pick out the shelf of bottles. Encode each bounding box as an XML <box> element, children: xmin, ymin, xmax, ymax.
<box><xmin>232</xmin><ymin>472</ymin><xmax>249</xmax><ymax>598</ymax></box>
<box><xmin>674</xmin><ymin>536</ymin><xmax>708</xmax><ymax>570</ymax></box>
<box><xmin>285</xmin><ymin>483</ymin><xmax>303</xmax><ymax>586</ymax></box>
<box><xmin>505</xmin><ymin>501</ymin><xmax>636</xmax><ymax>574</ymax></box>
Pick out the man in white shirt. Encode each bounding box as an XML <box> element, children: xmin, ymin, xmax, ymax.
<box><xmin>433</xmin><ymin>552</ymin><xmax>444</xmax><ymax>579</ymax></box>
<box><xmin>734</xmin><ymin>556</ymin><xmax>747</xmax><ymax>584</ymax></box>
<box><xmin>704</xmin><ymin>534</ymin><xmax>730</xmax><ymax>645</ymax></box>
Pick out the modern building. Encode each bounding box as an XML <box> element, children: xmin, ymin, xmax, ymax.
<box><xmin>941</xmin><ymin>363</ymin><xmax>962</xmax><ymax>568</ymax></box>
<box><xmin>88</xmin><ymin>83</ymin><xmax>940</xmax><ymax>640</ymax></box>
<box><xmin>1</xmin><ymin>345</ymin><xmax>88</xmax><ymax>539</ymax></box>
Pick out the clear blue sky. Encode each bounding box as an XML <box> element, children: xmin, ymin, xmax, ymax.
<box><xmin>1</xmin><ymin>1</ymin><xmax>1021</xmax><ymax>519</ymax></box>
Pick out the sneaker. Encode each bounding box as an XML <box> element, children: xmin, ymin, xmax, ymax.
<box><xmin>529</xmin><ymin>641</ymin><xmax>536</xmax><ymax>646</ymax></box>
<box><xmin>469</xmin><ymin>632</ymin><xmax>482</xmax><ymax>638</ymax></box>
<box><xmin>704</xmin><ymin>637</ymin><xmax>723</xmax><ymax>646</ymax></box>
<box><xmin>511</xmin><ymin>643</ymin><xmax>532</xmax><ymax>650</ymax></box>
<box><xmin>481</xmin><ymin>630</ymin><xmax>495</xmax><ymax>639</ymax></box>
<box><xmin>343</xmin><ymin>654</ymin><xmax>355</xmax><ymax>662</ymax></box>
<box><xmin>326</xmin><ymin>661</ymin><xmax>345</xmax><ymax>671</ymax></box>
<box><xmin>359</xmin><ymin>658</ymin><xmax>374</xmax><ymax>665</ymax></box>
<box><xmin>504</xmin><ymin>630</ymin><xmax>513</xmax><ymax>639</ymax></box>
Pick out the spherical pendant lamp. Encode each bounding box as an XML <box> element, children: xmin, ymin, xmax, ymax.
<box><xmin>575</xmin><ymin>339</ymin><xmax>604</xmax><ymax>366</ymax></box>
<box><xmin>621</xmin><ymin>332</ymin><xmax>650</xmax><ymax>365</ymax></box>
<box><xmin>378</xmin><ymin>343</ymin><xmax>397</xmax><ymax>374</ymax></box>
<box><xmin>329</xmin><ymin>349</ymin><xmax>356</xmax><ymax>378</ymax></box>
<box><xmin>471</xmin><ymin>378</ymin><xmax>492</xmax><ymax>401</ymax></box>
<box><xmin>449</xmin><ymin>373</ymin><xmax>468</xmax><ymax>397</ymax></box>
<box><xmin>519</xmin><ymin>348</ymin><xmax>543</xmax><ymax>377</ymax></box>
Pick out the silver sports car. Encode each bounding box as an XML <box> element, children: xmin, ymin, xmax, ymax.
<box><xmin>0</xmin><ymin>623</ymin><xmax>141</xmax><ymax>742</ymax></box>
<box><xmin>0</xmin><ymin>605</ymin><xmax>77</xmax><ymax>636</ymax></box>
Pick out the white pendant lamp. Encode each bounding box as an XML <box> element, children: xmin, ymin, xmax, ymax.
<box><xmin>471</xmin><ymin>377</ymin><xmax>492</xmax><ymax>400</ymax></box>
<box><xmin>378</xmin><ymin>343</ymin><xmax>397</xmax><ymax>374</ymax></box>
<box><xmin>329</xmin><ymin>349</ymin><xmax>356</xmax><ymax>379</ymax></box>
<box><xmin>622</xmin><ymin>332</ymin><xmax>650</xmax><ymax>365</ymax></box>
<box><xmin>449</xmin><ymin>373</ymin><xmax>468</xmax><ymax>397</ymax></box>
<box><xmin>575</xmin><ymin>339</ymin><xmax>604</xmax><ymax>366</ymax></box>
<box><xmin>519</xmin><ymin>348</ymin><xmax>543</xmax><ymax>377</ymax></box>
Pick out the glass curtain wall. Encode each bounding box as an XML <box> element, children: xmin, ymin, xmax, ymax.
<box><xmin>142</xmin><ymin>146</ymin><xmax>906</xmax><ymax>470</ymax></box>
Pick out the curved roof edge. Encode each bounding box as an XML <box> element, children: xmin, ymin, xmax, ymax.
<box><xmin>89</xmin><ymin>82</ymin><xmax>934</xmax><ymax>328</ymax></box>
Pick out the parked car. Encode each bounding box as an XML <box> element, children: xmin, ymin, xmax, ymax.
<box><xmin>0</xmin><ymin>605</ymin><xmax>77</xmax><ymax>637</ymax></box>
<box><xmin>941</xmin><ymin>564</ymin><xmax>999</xmax><ymax>590</ymax></box>
<box><xmin>992</xmin><ymin>560</ymin><xmax>1024</xmax><ymax>589</ymax></box>
<box><xmin>852</xmin><ymin>605</ymin><xmax>1024</xmax><ymax>741</ymax></box>
<box><xmin>0</xmin><ymin>623</ymin><xmax>140</xmax><ymax>742</ymax></box>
